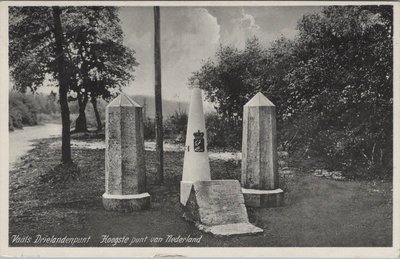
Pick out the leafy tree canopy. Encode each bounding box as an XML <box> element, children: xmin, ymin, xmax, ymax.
<box><xmin>191</xmin><ymin>6</ymin><xmax>393</xmax><ymax>177</ymax></box>
<box><xmin>9</xmin><ymin>6</ymin><xmax>138</xmax><ymax>100</ymax></box>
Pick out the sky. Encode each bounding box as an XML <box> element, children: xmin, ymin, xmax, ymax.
<box><xmin>119</xmin><ymin>6</ymin><xmax>321</xmax><ymax>103</ymax></box>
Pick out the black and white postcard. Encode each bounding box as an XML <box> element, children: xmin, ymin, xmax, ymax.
<box><xmin>0</xmin><ymin>1</ymin><xmax>399</xmax><ymax>257</ymax></box>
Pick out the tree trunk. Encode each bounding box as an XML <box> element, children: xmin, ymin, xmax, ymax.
<box><xmin>154</xmin><ymin>6</ymin><xmax>164</xmax><ymax>184</ymax></box>
<box><xmin>75</xmin><ymin>93</ymin><xmax>88</xmax><ymax>132</ymax></box>
<box><xmin>91</xmin><ymin>97</ymin><xmax>102</xmax><ymax>131</ymax></box>
<box><xmin>52</xmin><ymin>6</ymin><xmax>72</xmax><ymax>164</ymax></box>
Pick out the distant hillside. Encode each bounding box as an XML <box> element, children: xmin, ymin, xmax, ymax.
<box><xmin>22</xmin><ymin>91</ymin><xmax>213</xmax><ymax>120</ymax></box>
<box><xmin>131</xmin><ymin>95</ymin><xmax>189</xmax><ymax>118</ymax></box>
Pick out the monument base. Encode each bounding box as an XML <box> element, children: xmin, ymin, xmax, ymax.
<box><xmin>102</xmin><ymin>193</ymin><xmax>150</xmax><ymax>212</ymax></box>
<box><xmin>182</xmin><ymin>180</ymin><xmax>263</xmax><ymax>236</ymax></box>
<box><xmin>242</xmin><ymin>188</ymin><xmax>284</xmax><ymax>208</ymax></box>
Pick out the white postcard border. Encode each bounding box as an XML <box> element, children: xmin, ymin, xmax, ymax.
<box><xmin>0</xmin><ymin>1</ymin><xmax>398</xmax><ymax>257</ymax></box>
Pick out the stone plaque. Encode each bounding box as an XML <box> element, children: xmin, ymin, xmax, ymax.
<box><xmin>183</xmin><ymin>180</ymin><xmax>263</xmax><ymax>236</ymax></box>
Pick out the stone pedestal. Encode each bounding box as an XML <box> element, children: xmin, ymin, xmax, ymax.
<box><xmin>242</xmin><ymin>188</ymin><xmax>284</xmax><ymax>207</ymax></box>
<box><xmin>241</xmin><ymin>92</ymin><xmax>284</xmax><ymax>208</ymax></box>
<box><xmin>103</xmin><ymin>93</ymin><xmax>150</xmax><ymax>212</ymax></box>
<box><xmin>183</xmin><ymin>180</ymin><xmax>263</xmax><ymax>236</ymax></box>
<box><xmin>181</xmin><ymin>87</ymin><xmax>211</xmax><ymax>205</ymax></box>
<box><xmin>102</xmin><ymin>193</ymin><xmax>150</xmax><ymax>212</ymax></box>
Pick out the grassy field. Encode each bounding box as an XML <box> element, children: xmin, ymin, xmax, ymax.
<box><xmin>9</xmin><ymin>135</ymin><xmax>393</xmax><ymax>247</ymax></box>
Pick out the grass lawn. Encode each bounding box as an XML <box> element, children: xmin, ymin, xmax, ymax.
<box><xmin>9</xmin><ymin>135</ymin><xmax>393</xmax><ymax>247</ymax></box>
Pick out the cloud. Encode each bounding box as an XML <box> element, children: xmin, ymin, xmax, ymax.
<box><xmin>212</xmin><ymin>8</ymin><xmax>261</xmax><ymax>49</ymax></box>
<box><xmin>118</xmin><ymin>6</ymin><xmax>320</xmax><ymax>104</ymax></box>
<box><xmin>238</xmin><ymin>8</ymin><xmax>260</xmax><ymax>33</ymax></box>
<box><xmin>120</xmin><ymin>7</ymin><xmax>221</xmax><ymax>101</ymax></box>
<box><xmin>207</xmin><ymin>6</ymin><xmax>321</xmax><ymax>48</ymax></box>
<box><xmin>161</xmin><ymin>8</ymin><xmax>220</xmax><ymax>99</ymax></box>
<box><xmin>161</xmin><ymin>7</ymin><xmax>220</xmax><ymax>67</ymax></box>
<box><xmin>119</xmin><ymin>7</ymin><xmax>154</xmax><ymax>96</ymax></box>
<box><xmin>228</xmin><ymin>9</ymin><xmax>261</xmax><ymax>49</ymax></box>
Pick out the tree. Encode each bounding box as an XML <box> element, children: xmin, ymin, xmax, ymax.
<box><xmin>9</xmin><ymin>6</ymin><xmax>72</xmax><ymax>163</ymax></box>
<box><xmin>285</xmin><ymin>6</ymin><xmax>393</xmax><ymax>174</ymax></box>
<box><xmin>52</xmin><ymin>6</ymin><xmax>72</xmax><ymax>163</ymax></box>
<box><xmin>154</xmin><ymin>6</ymin><xmax>164</xmax><ymax>184</ymax></box>
<box><xmin>9</xmin><ymin>6</ymin><xmax>137</xmax><ymax>162</ymax></box>
<box><xmin>9</xmin><ymin>7</ymin><xmax>137</xmax><ymax>132</ymax></box>
<box><xmin>9</xmin><ymin>7</ymin><xmax>54</xmax><ymax>94</ymax></box>
<box><xmin>191</xmin><ymin>6</ymin><xmax>393</xmax><ymax>178</ymax></box>
<box><xmin>91</xmin><ymin>98</ymin><xmax>103</xmax><ymax>131</ymax></box>
<box><xmin>63</xmin><ymin>7</ymin><xmax>137</xmax><ymax>132</ymax></box>
<box><xmin>190</xmin><ymin>38</ymin><xmax>266</xmax><ymax>120</ymax></box>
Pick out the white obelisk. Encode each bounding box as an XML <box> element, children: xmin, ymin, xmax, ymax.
<box><xmin>180</xmin><ymin>83</ymin><xmax>211</xmax><ymax>205</ymax></box>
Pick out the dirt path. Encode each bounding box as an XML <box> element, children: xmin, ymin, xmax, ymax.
<box><xmin>9</xmin><ymin>124</ymin><xmax>62</xmax><ymax>167</ymax></box>
<box><xmin>9</xmin><ymin>123</ymin><xmax>240</xmax><ymax>171</ymax></box>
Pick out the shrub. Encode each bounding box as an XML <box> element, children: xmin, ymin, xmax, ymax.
<box><xmin>164</xmin><ymin>109</ymin><xmax>188</xmax><ymax>140</ymax></box>
<box><xmin>9</xmin><ymin>92</ymin><xmax>39</xmax><ymax>129</ymax></box>
<box><xmin>161</xmin><ymin>109</ymin><xmax>242</xmax><ymax>150</ymax></box>
<box><xmin>144</xmin><ymin>117</ymin><xmax>156</xmax><ymax>140</ymax></box>
<box><xmin>205</xmin><ymin>112</ymin><xmax>242</xmax><ymax>150</ymax></box>
<box><xmin>8</xmin><ymin>115</ymin><xmax>14</xmax><ymax>131</ymax></box>
<box><xmin>162</xmin><ymin>109</ymin><xmax>241</xmax><ymax>150</ymax></box>
<box><xmin>9</xmin><ymin>91</ymin><xmax>64</xmax><ymax>130</ymax></box>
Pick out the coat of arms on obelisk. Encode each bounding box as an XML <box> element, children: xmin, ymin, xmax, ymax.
<box><xmin>193</xmin><ymin>130</ymin><xmax>205</xmax><ymax>152</ymax></box>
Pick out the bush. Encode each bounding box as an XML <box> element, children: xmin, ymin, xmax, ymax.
<box><xmin>8</xmin><ymin>116</ymin><xmax>14</xmax><ymax>131</ymax></box>
<box><xmin>36</xmin><ymin>112</ymin><xmax>61</xmax><ymax>123</ymax></box>
<box><xmin>162</xmin><ymin>109</ymin><xmax>241</xmax><ymax>150</ymax></box>
<box><xmin>144</xmin><ymin>117</ymin><xmax>156</xmax><ymax>140</ymax></box>
<box><xmin>9</xmin><ymin>92</ymin><xmax>40</xmax><ymax>129</ymax></box>
<box><xmin>9</xmin><ymin>108</ymin><xmax>21</xmax><ymax>130</ymax></box>
<box><xmin>164</xmin><ymin>109</ymin><xmax>188</xmax><ymax>140</ymax></box>
<box><xmin>205</xmin><ymin>112</ymin><xmax>241</xmax><ymax>150</ymax></box>
<box><xmin>9</xmin><ymin>91</ymin><xmax>63</xmax><ymax>131</ymax></box>
<box><xmin>9</xmin><ymin>107</ymin><xmax>22</xmax><ymax>131</ymax></box>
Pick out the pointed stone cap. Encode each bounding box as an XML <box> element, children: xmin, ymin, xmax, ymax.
<box><xmin>107</xmin><ymin>92</ymin><xmax>141</xmax><ymax>107</ymax></box>
<box><xmin>244</xmin><ymin>92</ymin><xmax>275</xmax><ymax>107</ymax></box>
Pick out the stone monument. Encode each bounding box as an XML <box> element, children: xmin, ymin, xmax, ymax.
<box><xmin>241</xmin><ymin>92</ymin><xmax>284</xmax><ymax>207</ymax></box>
<box><xmin>181</xmin><ymin>84</ymin><xmax>263</xmax><ymax>236</ymax></box>
<box><xmin>184</xmin><ymin>180</ymin><xmax>263</xmax><ymax>236</ymax></box>
<box><xmin>102</xmin><ymin>93</ymin><xmax>150</xmax><ymax>212</ymax></box>
<box><xmin>181</xmin><ymin>85</ymin><xmax>211</xmax><ymax>205</ymax></box>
